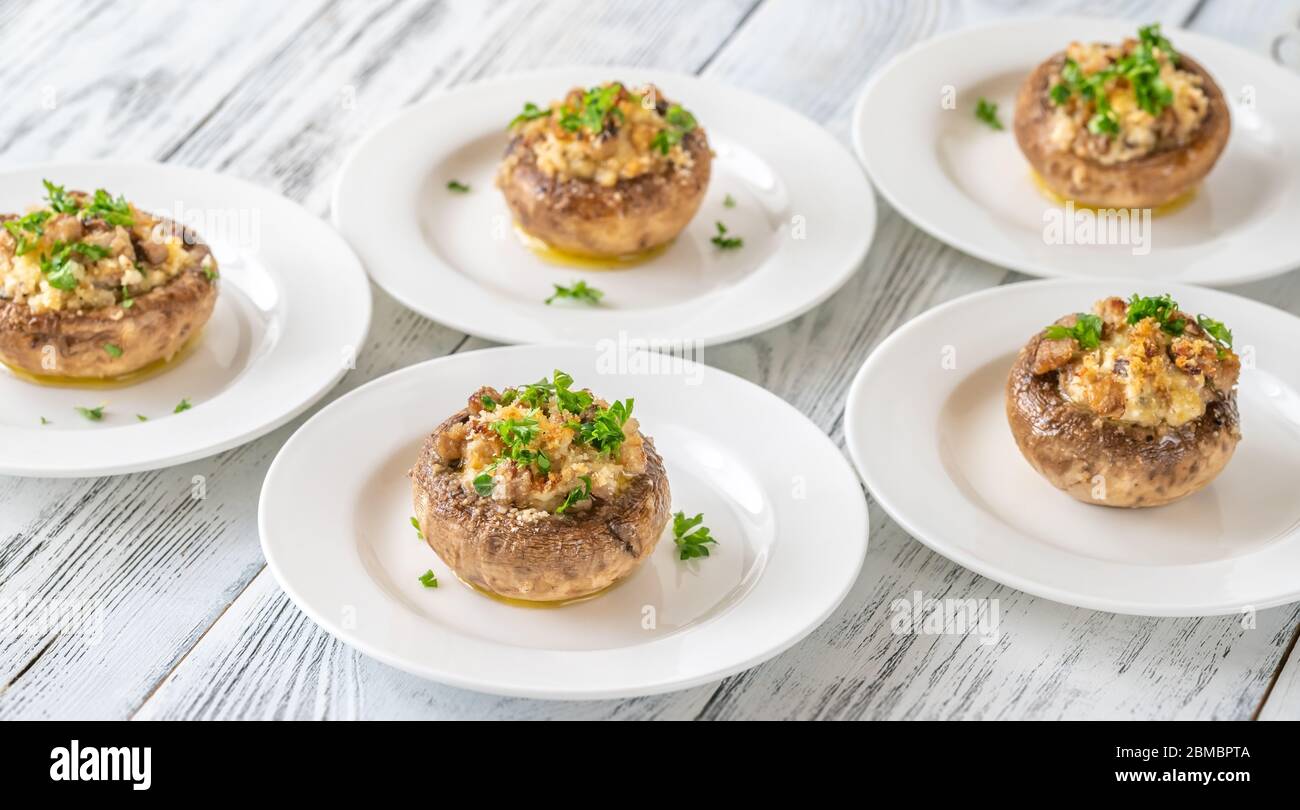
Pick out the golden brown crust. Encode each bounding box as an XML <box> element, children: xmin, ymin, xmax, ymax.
<box><xmin>1013</xmin><ymin>53</ymin><xmax>1230</xmax><ymax>208</ymax></box>
<box><xmin>1006</xmin><ymin>330</ymin><xmax>1240</xmax><ymax>508</ymax></box>
<box><xmin>0</xmin><ymin>218</ymin><xmax>216</xmax><ymax>379</ymax></box>
<box><xmin>411</xmin><ymin>409</ymin><xmax>672</xmax><ymax>602</ymax></box>
<box><xmin>497</xmin><ymin>128</ymin><xmax>711</xmax><ymax>257</ymax></box>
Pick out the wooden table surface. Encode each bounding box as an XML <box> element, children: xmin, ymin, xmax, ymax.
<box><xmin>2</xmin><ymin>0</ymin><xmax>1299</xmax><ymax>721</ymax></box>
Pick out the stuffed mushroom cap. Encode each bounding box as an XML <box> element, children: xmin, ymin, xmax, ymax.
<box><xmin>496</xmin><ymin>81</ymin><xmax>711</xmax><ymax>258</ymax></box>
<box><xmin>1013</xmin><ymin>25</ymin><xmax>1230</xmax><ymax>209</ymax></box>
<box><xmin>0</xmin><ymin>183</ymin><xmax>218</xmax><ymax>379</ymax></box>
<box><xmin>1006</xmin><ymin>294</ymin><xmax>1241</xmax><ymax>508</ymax></box>
<box><xmin>410</xmin><ymin>374</ymin><xmax>671</xmax><ymax>602</ymax></box>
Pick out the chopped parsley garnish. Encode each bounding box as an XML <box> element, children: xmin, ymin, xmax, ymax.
<box><xmin>446</xmin><ymin>180</ymin><xmax>470</xmax><ymax>193</ymax></box>
<box><xmin>75</xmin><ymin>405</ymin><xmax>105</xmax><ymax>422</ymax></box>
<box><xmin>975</xmin><ymin>97</ymin><xmax>1003</xmax><ymax>130</ymax></box>
<box><xmin>174</xmin><ymin>398</ymin><xmax>193</xmax><ymax>414</ymax></box>
<box><xmin>1126</xmin><ymin>293</ymin><xmax>1185</xmax><ymax>335</ymax></box>
<box><xmin>555</xmin><ymin>475</ymin><xmax>592</xmax><ymax>515</ymax></box>
<box><xmin>508</xmin><ymin>101</ymin><xmax>551</xmax><ymax>129</ymax></box>
<box><xmin>1048</xmin><ymin>23</ymin><xmax>1178</xmax><ymax>138</ymax></box>
<box><xmin>418</xmin><ymin>569</ymin><xmax>439</xmax><ymax>588</ymax></box>
<box><xmin>672</xmin><ymin>512</ymin><xmax>717</xmax><ymax>560</ymax></box>
<box><xmin>570</xmin><ymin>397</ymin><xmax>633</xmax><ymax>456</ymax></box>
<box><xmin>121</xmin><ymin>284</ymin><xmax>134</xmax><ymax>309</ymax></box>
<box><xmin>40</xmin><ymin>416</ymin><xmax>49</xmax><ymax>425</ymax></box>
<box><xmin>723</xmin><ymin>193</ymin><xmax>736</xmax><ymax>208</ymax></box>
<box><xmin>1044</xmin><ymin>313</ymin><xmax>1103</xmax><ymax>349</ymax></box>
<box><xmin>3</xmin><ymin>210</ymin><xmax>52</xmax><ymax>254</ymax></box>
<box><xmin>555</xmin><ymin>83</ymin><xmax>625</xmax><ymax>135</ymax></box>
<box><xmin>710</xmin><ymin>221</ymin><xmax>743</xmax><ymax>250</ymax></box>
<box><xmin>1196</xmin><ymin>314</ymin><xmax>1232</xmax><ymax>348</ymax></box>
<box><xmin>410</xmin><ymin>516</ymin><xmax>424</xmax><ymax>539</ymax></box>
<box><xmin>545</xmin><ymin>280</ymin><xmax>603</xmax><ymax>306</ymax></box>
<box><xmin>480</xmin><ymin>394</ymin><xmax>497</xmax><ymax>411</ymax></box>
<box><xmin>82</xmin><ymin>188</ymin><xmax>134</xmax><ymax>226</ymax></box>
<box><xmin>43</xmin><ymin>180</ymin><xmax>79</xmax><ymax>214</ymax></box>
<box><xmin>473</xmin><ymin>473</ymin><xmax>494</xmax><ymax>497</ymax></box>
<box><xmin>202</xmin><ymin>263</ymin><xmax>219</xmax><ymax>282</ymax></box>
<box><xmin>515</xmin><ymin>370</ymin><xmax>592</xmax><ymax>414</ymax></box>
<box><xmin>103</xmin><ymin>343</ymin><xmax>123</xmax><ymax>358</ymax></box>
<box><xmin>39</xmin><ymin>242</ymin><xmax>111</xmax><ymax>291</ymax></box>
<box><xmin>651</xmin><ymin>103</ymin><xmax>697</xmax><ymax>154</ymax></box>
<box><xmin>137</xmin><ymin>414</ymin><xmax>148</xmax><ymax>422</ymax></box>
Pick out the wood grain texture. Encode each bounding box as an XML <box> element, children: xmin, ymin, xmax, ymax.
<box><xmin>4</xmin><ymin>0</ymin><xmax>1300</xmax><ymax>721</ymax></box>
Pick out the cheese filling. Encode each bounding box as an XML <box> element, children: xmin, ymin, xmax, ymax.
<box><xmin>501</xmin><ymin>82</ymin><xmax>697</xmax><ymax>187</ymax></box>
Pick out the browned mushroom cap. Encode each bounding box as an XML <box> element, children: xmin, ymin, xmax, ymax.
<box><xmin>410</xmin><ymin>409</ymin><xmax>672</xmax><ymax>601</ymax></box>
<box><xmin>1013</xmin><ymin>53</ymin><xmax>1230</xmax><ymax>208</ymax></box>
<box><xmin>1006</xmin><ymin>329</ymin><xmax>1240</xmax><ymax>508</ymax></box>
<box><xmin>496</xmin><ymin>128</ymin><xmax>711</xmax><ymax>258</ymax></box>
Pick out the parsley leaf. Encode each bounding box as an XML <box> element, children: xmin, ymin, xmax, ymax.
<box><xmin>82</xmin><ymin>188</ymin><xmax>134</xmax><ymax>227</ymax></box>
<box><xmin>174</xmin><ymin>398</ymin><xmax>193</xmax><ymax>414</ymax></box>
<box><xmin>545</xmin><ymin>280</ymin><xmax>603</xmax><ymax>306</ymax></box>
<box><xmin>4</xmin><ymin>210</ymin><xmax>52</xmax><ymax>254</ymax></box>
<box><xmin>410</xmin><ymin>516</ymin><xmax>424</xmax><ymax>539</ymax></box>
<box><xmin>555</xmin><ymin>475</ymin><xmax>592</xmax><ymax>515</ymax></box>
<box><xmin>508</xmin><ymin>101</ymin><xmax>551</xmax><ymax>129</ymax></box>
<box><xmin>710</xmin><ymin>221</ymin><xmax>743</xmax><ymax>250</ymax></box>
<box><xmin>672</xmin><ymin>511</ymin><xmax>717</xmax><ymax>560</ymax></box>
<box><xmin>43</xmin><ymin>179</ymin><xmax>80</xmax><ymax>214</ymax></box>
<box><xmin>75</xmin><ymin>405</ymin><xmax>105</xmax><ymax>422</ymax></box>
<box><xmin>473</xmin><ymin>472</ymin><xmax>494</xmax><ymax>498</ymax></box>
<box><xmin>723</xmin><ymin>193</ymin><xmax>736</xmax><ymax>208</ymax></box>
<box><xmin>651</xmin><ymin>103</ymin><xmax>698</xmax><ymax>154</ymax></box>
<box><xmin>975</xmin><ymin>97</ymin><xmax>1003</xmax><ymax>130</ymax></box>
<box><xmin>418</xmin><ymin>569</ymin><xmax>439</xmax><ymax>588</ymax></box>
<box><xmin>1043</xmin><ymin>313</ymin><xmax>1103</xmax><ymax>350</ymax></box>
<box><xmin>446</xmin><ymin>180</ymin><xmax>470</xmax><ymax>193</ymax></box>
<box><xmin>1126</xmin><ymin>293</ymin><xmax>1185</xmax><ymax>335</ymax></box>
<box><xmin>103</xmin><ymin>343</ymin><xmax>123</xmax><ymax>358</ymax></box>
<box><xmin>570</xmin><ymin>398</ymin><xmax>632</xmax><ymax>456</ymax></box>
<box><xmin>1196</xmin><ymin>314</ymin><xmax>1233</xmax><ymax>348</ymax></box>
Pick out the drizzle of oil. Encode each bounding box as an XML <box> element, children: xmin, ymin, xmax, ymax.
<box><xmin>513</xmin><ymin>224</ymin><xmax>670</xmax><ymax>270</ymax></box>
<box><xmin>453</xmin><ymin>570</ymin><xmax>623</xmax><ymax>609</ymax></box>
<box><xmin>1029</xmin><ymin>170</ymin><xmax>1199</xmax><ymax>218</ymax></box>
<box><xmin>1</xmin><ymin>331</ymin><xmax>204</xmax><ymax>389</ymax></box>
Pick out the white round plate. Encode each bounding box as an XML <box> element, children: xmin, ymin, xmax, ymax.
<box><xmin>853</xmin><ymin>17</ymin><xmax>1300</xmax><ymax>285</ymax></box>
<box><xmin>0</xmin><ymin>161</ymin><xmax>371</xmax><ymax>477</ymax></box>
<box><xmin>333</xmin><ymin>67</ymin><xmax>875</xmax><ymax>346</ymax></box>
<box><xmin>259</xmin><ymin>345</ymin><xmax>868</xmax><ymax>698</ymax></box>
<box><xmin>845</xmin><ymin>280</ymin><xmax>1300</xmax><ymax>616</ymax></box>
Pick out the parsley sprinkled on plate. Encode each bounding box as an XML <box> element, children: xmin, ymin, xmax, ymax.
<box><xmin>174</xmin><ymin>398</ymin><xmax>193</xmax><ymax>414</ymax></box>
<box><xmin>75</xmin><ymin>405</ymin><xmax>105</xmax><ymax>422</ymax></box>
<box><xmin>410</xmin><ymin>516</ymin><xmax>424</xmax><ymax>539</ymax></box>
<box><xmin>710</xmin><ymin>221</ymin><xmax>743</xmax><ymax>250</ymax></box>
<box><xmin>672</xmin><ymin>512</ymin><xmax>717</xmax><ymax>560</ymax></box>
<box><xmin>723</xmin><ymin>193</ymin><xmax>736</xmax><ymax>208</ymax></box>
<box><xmin>418</xmin><ymin>569</ymin><xmax>439</xmax><ymax>588</ymax></box>
<box><xmin>975</xmin><ymin>97</ymin><xmax>1003</xmax><ymax>130</ymax></box>
<box><xmin>446</xmin><ymin>180</ymin><xmax>471</xmax><ymax>193</ymax></box>
<box><xmin>546</xmin><ymin>280</ymin><xmax>603</xmax><ymax>306</ymax></box>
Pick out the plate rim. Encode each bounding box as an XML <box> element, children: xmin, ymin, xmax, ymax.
<box><xmin>0</xmin><ymin>158</ymin><xmax>373</xmax><ymax>477</ymax></box>
<box><xmin>843</xmin><ymin>277</ymin><xmax>1300</xmax><ymax>617</ymax></box>
<box><xmin>851</xmin><ymin>15</ymin><xmax>1300</xmax><ymax>286</ymax></box>
<box><xmin>258</xmin><ymin>343</ymin><xmax>870</xmax><ymax>699</ymax></box>
<box><xmin>331</xmin><ymin>65</ymin><xmax>877</xmax><ymax>347</ymax></box>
